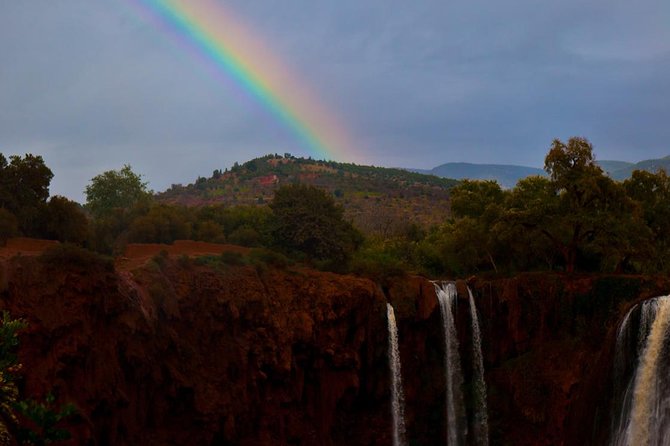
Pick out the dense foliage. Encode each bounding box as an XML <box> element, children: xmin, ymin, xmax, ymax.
<box><xmin>0</xmin><ymin>154</ymin><xmax>87</xmax><ymax>243</ymax></box>
<box><xmin>3</xmin><ymin>138</ymin><xmax>670</xmax><ymax>277</ymax></box>
<box><xmin>414</xmin><ymin>137</ymin><xmax>669</xmax><ymax>276</ymax></box>
<box><xmin>270</xmin><ymin>184</ymin><xmax>362</xmax><ymax>265</ymax></box>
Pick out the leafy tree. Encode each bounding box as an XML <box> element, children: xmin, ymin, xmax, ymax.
<box><xmin>512</xmin><ymin>137</ymin><xmax>640</xmax><ymax>272</ymax></box>
<box><xmin>0</xmin><ymin>154</ymin><xmax>53</xmax><ymax>214</ymax></box>
<box><xmin>84</xmin><ymin>165</ymin><xmax>151</xmax><ymax>218</ymax></box>
<box><xmin>0</xmin><ymin>154</ymin><xmax>53</xmax><ymax>237</ymax></box>
<box><xmin>448</xmin><ymin>180</ymin><xmax>508</xmax><ymax>272</ymax></box>
<box><xmin>126</xmin><ymin>204</ymin><xmax>191</xmax><ymax>244</ymax></box>
<box><xmin>450</xmin><ymin>180</ymin><xmax>505</xmax><ymax>219</ymax></box>
<box><xmin>623</xmin><ymin>169</ymin><xmax>670</xmax><ymax>271</ymax></box>
<box><xmin>270</xmin><ymin>184</ymin><xmax>363</xmax><ymax>264</ymax></box>
<box><xmin>43</xmin><ymin>196</ymin><xmax>88</xmax><ymax>244</ymax></box>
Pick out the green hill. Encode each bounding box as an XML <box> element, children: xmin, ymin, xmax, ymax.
<box><xmin>158</xmin><ymin>154</ymin><xmax>459</xmax><ymax>234</ymax></box>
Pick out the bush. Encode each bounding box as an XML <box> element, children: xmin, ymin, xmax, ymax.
<box><xmin>248</xmin><ymin>248</ymin><xmax>291</xmax><ymax>269</ymax></box>
<box><xmin>39</xmin><ymin>244</ymin><xmax>113</xmax><ymax>272</ymax></box>
<box><xmin>270</xmin><ymin>184</ymin><xmax>363</xmax><ymax>264</ymax></box>
<box><xmin>220</xmin><ymin>251</ymin><xmax>245</xmax><ymax>266</ymax></box>
<box><xmin>44</xmin><ymin>196</ymin><xmax>88</xmax><ymax>244</ymax></box>
<box><xmin>0</xmin><ymin>209</ymin><xmax>18</xmax><ymax>245</ymax></box>
<box><xmin>349</xmin><ymin>245</ymin><xmax>406</xmax><ymax>280</ymax></box>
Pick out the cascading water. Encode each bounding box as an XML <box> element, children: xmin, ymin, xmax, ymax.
<box><xmin>387</xmin><ymin>303</ymin><xmax>407</xmax><ymax>446</ymax></box>
<box><xmin>434</xmin><ymin>282</ymin><xmax>467</xmax><ymax>446</ymax></box>
<box><xmin>468</xmin><ymin>287</ymin><xmax>489</xmax><ymax>446</ymax></box>
<box><xmin>611</xmin><ymin>295</ymin><xmax>670</xmax><ymax>446</ymax></box>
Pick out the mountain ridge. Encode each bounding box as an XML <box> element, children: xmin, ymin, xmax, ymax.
<box><xmin>411</xmin><ymin>155</ymin><xmax>670</xmax><ymax>188</ymax></box>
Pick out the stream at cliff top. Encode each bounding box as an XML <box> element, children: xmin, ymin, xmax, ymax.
<box><xmin>611</xmin><ymin>295</ymin><xmax>670</xmax><ymax>446</ymax></box>
<box><xmin>387</xmin><ymin>303</ymin><xmax>407</xmax><ymax>446</ymax></box>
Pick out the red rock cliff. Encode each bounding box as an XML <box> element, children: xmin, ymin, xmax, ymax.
<box><xmin>1</xmin><ymin>250</ymin><xmax>669</xmax><ymax>446</ymax></box>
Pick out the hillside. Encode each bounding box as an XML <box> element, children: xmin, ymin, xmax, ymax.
<box><xmin>607</xmin><ymin>155</ymin><xmax>670</xmax><ymax>180</ymax></box>
<box><xmin>596</xmin><ymin>160</ymin><xmax>635</xmax><ymax>175</ymax></box>
<box><xmin>409</xmin><ymin>155</ymin><xmax>670</xmax><ymax>188</ymax></box>
<box><xmin>158</xmin><ymin>154</ymin><xmax>459</xmax><ymax>234</ymax></box>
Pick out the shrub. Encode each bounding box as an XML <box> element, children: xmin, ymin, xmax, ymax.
<box><xmin>39</xmin><ymin>244</ymin><xmax>113</xmax><ymax>272</ymax></box>
<box><xmin>220</xmin><ymin>251</ymin><xmax>245</xmax><ymax>266</ymax></box>
<box><xmin>248</xmin><ymin>248</ymin><xmax>291</xmax><ymax>269</ymax></box>
<box><xmin>0</xmin><ymin>209</ymin><xmax>18</xmax><ymax>245</ymax></box>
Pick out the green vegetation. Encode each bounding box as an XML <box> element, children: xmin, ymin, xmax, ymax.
<box><xmin>0</xmin><ymin>312</ymin><xmax>75</xmax><ymax>445</ymax></box>
<box><xmin>84</xmin><ymin>164</ymin><xmax>151</xmax><ymax>218</ymax></box>
<box><xmin>418</xmin><ymin>137</ymin><xmax>668</xmax><ymax>275</ymax></box>
<box><xmin>270</xmin><ymin>184</ymin><xmax>362</xmax><ymax>266</ymax></box>
<box><xmin>3</xmin><ymin>138</ymin><xmax>670</xmax><ymax>277</ymax></box>
<box><xmin>0</xmin><ymin>154</ymin><xmax>88</xmax><ymax>244</ymax></box>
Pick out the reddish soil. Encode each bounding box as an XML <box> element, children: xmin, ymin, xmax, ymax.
<box><xmin>118</xmin><ymin>240</ymin><xmax>250</xmax><ymax>270</ymax></box>
<box><xmin>0</xmin><ymin>237</ymin><xmax>60</xmax><ymax>259</ymax></box>
<box><xmin>0</xmin><ymin>237</ymin><xmax>250</xmax><ymax>270</ymax></box>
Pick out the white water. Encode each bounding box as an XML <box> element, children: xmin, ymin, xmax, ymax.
<box><xmin>468</xmin><ymin>287</ymin><xmax>489</xmax><ymax>446</ymax></box>
<box><xmin>387</xmin><ymin>303</ymin><xmax>407</xmax><ymax>446</ymax></box>
<box><xmin>435</xmin><ymin>282</ymin><xmax>466</xmax><ymax>446</ymax></box>
<box><xmin>611</xmin><ymin>296</ymin><xmax>670</xmax><ymax>446</ymax></box>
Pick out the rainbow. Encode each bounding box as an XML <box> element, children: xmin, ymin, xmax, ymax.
<box><xmin>131</xmin><ymin>0</ymin><xmax>358</xmax><ymax>161</ymax></box>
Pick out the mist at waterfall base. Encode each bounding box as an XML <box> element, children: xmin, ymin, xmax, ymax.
<box><xmin>611</xmin><ymin>295</ymin><xmax>670</xmax><ymax>446</ymax></box>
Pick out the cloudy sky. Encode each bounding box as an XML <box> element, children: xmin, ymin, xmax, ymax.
<box><xmin>1</xmin><ymin>0</ymin><xmax>668</xmax><ymax>201</ymax></box>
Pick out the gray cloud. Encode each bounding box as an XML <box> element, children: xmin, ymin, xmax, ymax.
<box><xmin>1</xmin><ymin>0</ymin><xmax>668</xmax><ymax>201</ymax></box>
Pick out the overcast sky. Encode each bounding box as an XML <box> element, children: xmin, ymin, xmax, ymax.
<box><xmin>1</xmin><ymin>0</ymin><xmax>668</xmax><ymax>202</ymax></box>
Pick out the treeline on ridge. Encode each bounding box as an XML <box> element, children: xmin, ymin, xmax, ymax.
<box><xmin>2</xmin><ymin>137</ymin><xmax>670</xmax><ymax>278</ymax></box>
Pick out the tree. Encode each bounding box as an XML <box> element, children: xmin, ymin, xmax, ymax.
<box><xmin>44</xmin><ymin>196</ymin><xmax>89</xmax><ymax>244</ymax></box>
<box><xmin>0</xmin><ymin>154</ymin><xmax>53</xmax><ymax>214</ymax></box>
<box><xmin>623</xmin><ymin>169</ymin><xmax>670</xmax><ymax>271</ymax></box>
<box><xmin>448</xmin><ymin>180</ymin><xmax>508</xmax><ymax>272</ymax></box>
<box><xmin>84</xmin><ymin>165</ymin><xmax>151</xmax><ymax>218</ymax></box>
<box><xmin>512</xmin><ymin>137</ymin><xmax>641</xmax><ymax>272</ymax></box>
<box><xmin>0</xmin><ymin>154</ymin><xmax>53</xmax><ymax>237</ymax></box>
<box><xmin>270</xmin><ymin>184</ymin><xmax>362</xmax><ymax>264</ymax></box>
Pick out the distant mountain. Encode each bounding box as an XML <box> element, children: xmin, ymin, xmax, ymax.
<box><xmin>605</xmin><ymin>156</ymin><xmax>670</xmax><ymax>181</ymax></box>
<box><xmin>410</xmin><ymin>163</ymin><xmax>545</xmax><ymax>189</ymax></box>
<box><xmin>596</xmin><ymin>160</ymin><xmax>634</xmax><ymax>175</ymax></box>
<box><xmin>410</xmin><ymin>155</ymin><xmax>670</xmax><ymax>188</ymax></box>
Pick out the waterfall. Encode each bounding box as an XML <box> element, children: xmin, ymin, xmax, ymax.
<box><xmin>434</xmin><ymin>282</ymin><xmax>466</xmax><ymax>446</ymax></box>
<box><xmin>468</xmin><ymin>287</ymin><xmax>489</xmax><ymax>446</ymax></box>
<box><xmin>387</xmin><ymin>303</ymin><xmax>407</xmax><ymax>446</ymax></box>
<box><xmin>611</xmin><ymin>296</ymin><xmax>670</xmax><ymax>446</ymax></box>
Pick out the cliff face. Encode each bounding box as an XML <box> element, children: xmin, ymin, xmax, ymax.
<box><xmin>1</xmin><ymin>254</ymin><xmax>390</xmax><ymax>445</ymax></box>
<box><xmin>1</xmin><ymin>250</ymin><xmax>669</xmax><ymax>446</ymax></box>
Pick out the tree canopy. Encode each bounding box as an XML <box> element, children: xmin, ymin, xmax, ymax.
<box><xmin>84</xmin><ymin>165</ymin><xmax>151</xmax><ymax>218</ymax></box>
<box><xmin>0</xmin><ymin>154</ymin><xmax>54</xmax><ymax>238</ymax></box>
<box><xmin>270</xmin><ymin>184</ymin><xmax>362</xmax><ymax>265</ymax></box>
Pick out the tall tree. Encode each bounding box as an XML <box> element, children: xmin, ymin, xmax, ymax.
<box><xmin>522</xmin><ymin>137</ymin><xmax>639</xmax><ymax>272</ymax></box>
<box><xmin>85</xmin><ymin>165</ymin><xmax>151</xmax><ymax>218</ymax></box>
<box><xmin>623</xmin><ymin>169</ymin><xmax>670</xmax><ymax>271</ymax></box>
<box><xmin>0</xmin><ymin>154</ymin><xmax>54</xmax><ymax>237</ymax></box>
<box><xmin>270</xmin><ymin>184</ymin><xmax>362</xmax><ymax>264</ymax></box>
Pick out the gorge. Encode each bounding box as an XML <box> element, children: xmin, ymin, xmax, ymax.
<box><xmin>1</xmin><ymin>242</ymin><xmax>670</xmax><ymax>445</ymax></box>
